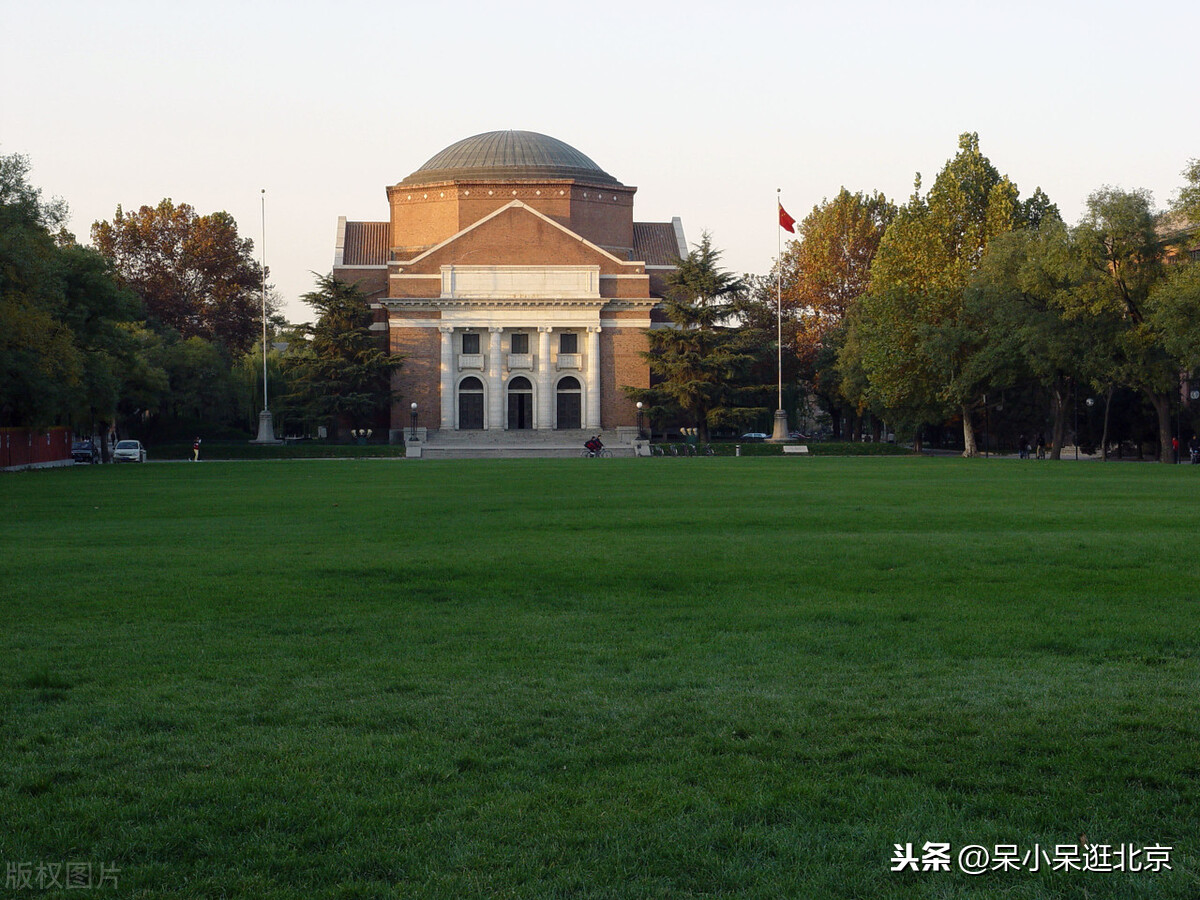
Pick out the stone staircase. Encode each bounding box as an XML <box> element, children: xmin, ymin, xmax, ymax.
<box><xmin>413</xmin><ymin>429</ymin><xmax>636</xmax><ymax>459</ymax></box>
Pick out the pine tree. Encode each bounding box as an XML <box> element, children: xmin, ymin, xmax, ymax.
<box><xmin>627</xmin><ymin>234</ymin><xmax>761</xmax><ymax>441</ymax></box>
<box><xmin>285</xmin><ymin>275</ymin><xmax>401</xmax><ymax>437</ymax></box>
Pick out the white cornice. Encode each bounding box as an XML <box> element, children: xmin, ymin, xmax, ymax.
<box><xmin>382</xmin><ymin>297</ymin><xmax>608</xmax><ymax>310</ymax></box>
<box><xmin>604</xmin><ymin>299</ymin><xmax>659</xmax><ymax>310</ymax></box>
<box><xmin>380</xmin><ymin>297</ymin><xmax>658</xmax><ymax>311</ymax></box>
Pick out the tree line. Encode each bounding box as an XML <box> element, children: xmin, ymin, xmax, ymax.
<box><xmin>642</xmin><ymin>135</ymin><xmax>1199</xmax><ymax>461</ymax></box>
<box><xmin>1</xmin><ymin>153</ymin><xmax>396</xmax><ymax>447</ymax></box>
<box><xmin>6</xmin><ymin>139</ymin><xmax>1197</xmax><ymax>458</ymax></box>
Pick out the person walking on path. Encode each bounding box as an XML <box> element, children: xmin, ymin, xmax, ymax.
<box><xmin>192</xmin><ymin>437</ymin><xmax>201</xmax><ymax>462</ymax></box>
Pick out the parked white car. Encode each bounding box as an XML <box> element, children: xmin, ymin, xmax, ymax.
<box><xmin>112</xmin><ymin>440</ymin><xmax>147</xmax><ymax>463</ymax></box>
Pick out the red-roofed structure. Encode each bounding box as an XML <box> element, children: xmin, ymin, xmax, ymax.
<box><xmin>332</xmin><ymin>131</ymin><xmax>686</xmax><ymax>441</ymax></box>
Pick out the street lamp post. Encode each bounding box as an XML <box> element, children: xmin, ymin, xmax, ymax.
<box><xmin>1085</xmin><ymin>397</ymin><xmax>1095</xmax><ymax>459</ymax></box>
<box><xmin>1074</xmin><ymin>380</ymin><xmax>1079</xmax><ymax>461</ymax></box>
<box><xmin>410</xmin><ymin>402</ymin><xmax>418</xmax><ymax>442</ymax></box>
<box><xmin>636</xmin><ymin>401</ymin><xmax>645</xmax><ymax>440</ymax></box>
<box><xmin>1190</xmin><ymin>389</ymin><xmax>1200</xmax><ymax>462</ymax></box>
<box><xmin>1175</xmin><ymin>375</ymin><xmax>1189</xmax><ymax>464</ymax></box>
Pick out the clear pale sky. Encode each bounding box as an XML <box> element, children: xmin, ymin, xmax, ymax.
<box><xmin>3</xmin><ymin>0</ymin><xmax>1196</xmax><ymax>323</ymax></box>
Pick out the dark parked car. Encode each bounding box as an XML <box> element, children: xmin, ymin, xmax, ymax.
<box><xmin>71</xmin><ymin>440</ymin><xmax>100</xmax><ymax>464</ymax></box>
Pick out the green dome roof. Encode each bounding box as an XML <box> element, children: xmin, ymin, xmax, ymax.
<box><xmin>402</xmin><ymin>130</ymin><xmax>620</xmax><ymax>187</ymax></box>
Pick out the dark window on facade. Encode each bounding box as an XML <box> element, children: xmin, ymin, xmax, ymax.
<box><xmin>559</xmin><ymin>332</ymin><xmax>578</xmax><ymax>354</ymax></box>
<box><xmin>462</xmin><ymin>332</ymin><xmax>480</xmax><ymax>354</ymax></box>
<box><xmin>511</xmin><ymin>333</ymin><xmax>529</xmax><ymax>354</ymax></box>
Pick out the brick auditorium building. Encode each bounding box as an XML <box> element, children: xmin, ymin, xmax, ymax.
<box><xmin>332</xmin><ymin>130</ymin><xmax>685</xmax><ymax>443</ymax></box>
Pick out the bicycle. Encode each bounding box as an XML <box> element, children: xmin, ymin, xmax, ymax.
<box><xmin>581</xmin><ymin>436</ymin><xmax>612</xmax><ymax>458</ymax></box>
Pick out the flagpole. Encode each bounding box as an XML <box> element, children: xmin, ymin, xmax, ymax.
<box><xmin>261</xmin><ymin>189</ymin><xmax>268</xmax><ymax>413</ymax></box>
<box><xmin>253</xmin><ymin>188</ymin><xmax>278</xmax><ymax>443</ymax></box>
<box><xmin>770</xmin><ymin>189</ymin><xmax>789</xmax><ymax>442</ymax></box>
<box><xmin>777</xmin><ymin>189</ymin><xmax>783</xmax><ymax>411</ymax></box>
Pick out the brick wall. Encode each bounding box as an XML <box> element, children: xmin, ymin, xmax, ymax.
<box><xmin>393</xmin><ymin>205</ymin><xmax>646</xmax><ymax>283</ymax></box>
<box><xmin>600</xmin><ymin>326</ymin><xmax>650</xmax><ymax>428</ymax></box>
<box><xmin>390</xmin><ymin>325</ymin><xmax>441</xmax><ymax>434</ymax></box>
<box><xmin>569</xmin><ymin>187</ymin><xmax>635</xmax><ymax>253</ymax></box>
<box><xmin>386</xmin><ymin>180</ymin><xmax>636</xmax><ymax>260</ymax></box>
<box><xmin>332</xmin><ymin>266</ymin><xmax>388</xmax><ymax>300</ymax></box>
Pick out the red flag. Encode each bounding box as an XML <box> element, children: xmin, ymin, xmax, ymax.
<box><xmin>778</xmin><ymin>202</ymin><xmax>796</xmax><ymax>233</ymax></box>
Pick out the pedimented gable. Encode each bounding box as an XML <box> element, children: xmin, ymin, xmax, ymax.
<box><xmin>397</xmin><ymin>202</ymin><xmax>638</xmax><ymax>276</ymax></box>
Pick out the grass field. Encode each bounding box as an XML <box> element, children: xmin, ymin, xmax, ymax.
<box><xmin>2</xmin><ymin>457</ymin><xmax>1198</xmax><ymax>899</ymax></box>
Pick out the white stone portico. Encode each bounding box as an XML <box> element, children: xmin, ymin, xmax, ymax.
<box><xmin>382</xmin><ymin>273</ymin><xmax>636</xmax><ymax>431</ymax></box>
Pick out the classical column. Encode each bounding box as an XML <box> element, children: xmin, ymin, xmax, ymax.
<box><xmin>585</xmin><ymin>325</ymin><xmax>601</xmax><ymax>430</ymax></box>
<box><xmin>487</xmin><ymin>326</ymin><xmax>504</xmax><ymax>430</ymax></box>
<box><xmin>438</xmin><ymin>326</ymin><xmax>454</xmax><ymax>429</ymax></box>
<box><xmin>537</xmin><ymin>326</ymin><xmax>553</xmax><ymax>430</ymax></box>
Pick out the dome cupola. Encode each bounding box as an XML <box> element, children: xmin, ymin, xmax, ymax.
<box><xmin>401</xmin><ymin>130</ymin><xmax>620</xmax><ymax>187</ymax></box>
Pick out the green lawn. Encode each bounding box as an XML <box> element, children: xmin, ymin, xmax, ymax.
<box><xmin>2</xmin><ymin>458</ymin><xmax>1198</xmax><ymax>899</ymax></box>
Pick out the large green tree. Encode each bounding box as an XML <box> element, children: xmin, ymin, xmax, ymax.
<box><xmin>1149</xmin><ymin>262</ymin><xmax>1200</xmax><ymax>371</ymax></box>
<box><xmin>966</xmin><ymin>218</ymin><xmax>1112</xmax><ymax>458</ymax></box>
<box><xmin>285</xmin><ymin>275</ymin><xmax>401</xmax><ymax>437</ymax></box>
<box><xmin>157</xmin><ymin>336</ymin><xmax>240</xmax><ymax>427</ymax></box>
<box><xmin>848</xmin><ymin>133</ymin><xmax>1052</xmax><ymax>455</ymax></box>
<box><xmin>0</xmin><ymin>153</ymin><xmax>144</xmax><ymax>433</ymax></box>
<box><xmin>111</xmin><ymin>324</ymin><xmax>171</xmax><ymax>431</ymax></box>
<box><xmin>92</xmin><ymin>199</ymin><xmax>271</xmax><ymax>354</ymax></box>
<box><xmin>627</xmin><ymin>234</ymin><xmax>760</xmax><ymax>441</ymax></box>
<box><xmin>1062</xmin><ymin>188</ymin><xmax>1177</xmax><ymax>462</ymax></box>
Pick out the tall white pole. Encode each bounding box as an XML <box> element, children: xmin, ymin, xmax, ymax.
<box><xmin>777</xmin><ymin>189</ymin><xmax>783</xmax><ymax>412</ymax></box>
<box><xmin>252</xmin><ymin>189</ymin><xmax>277</xmax><ymax>442</ymax></box>
<box><xmin>261</xmin><ymin>189</ymin><xmax>268</xmax><ymax>412</ymax></box>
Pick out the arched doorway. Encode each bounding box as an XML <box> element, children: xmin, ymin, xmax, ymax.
<box><xmin>458</xmin><ymin>376</ymin><xmax>484</xmax><ymax>430</ymax></box>
<box><xmin>507</xmin><ymin>376</ymin><xmax>533</xmax><ymax>430</ymax></box>
<box><xmin>556</xmin><ymin>376</ymin><xmax>581</xmax><ymax>430</ymax></box>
